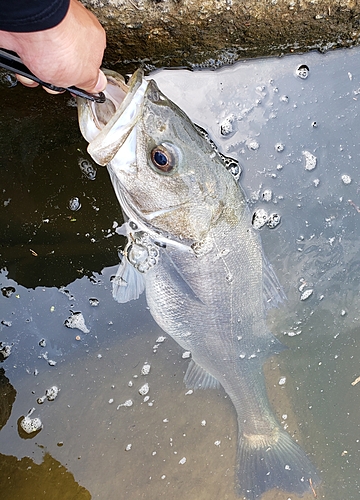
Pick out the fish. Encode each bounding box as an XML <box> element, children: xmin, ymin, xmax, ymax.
<box><xmin>77</xmin><ymin>69</ymin><xmax>320</xmax><ymax>499</ymax></box>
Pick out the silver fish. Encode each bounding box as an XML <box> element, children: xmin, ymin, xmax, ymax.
<box><xmin>77</xmin><ymin>69</ymin><xmax>320</xmax><ymax>499</ymax></box>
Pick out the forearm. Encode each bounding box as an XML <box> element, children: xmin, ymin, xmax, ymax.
<box><xmin>0</xmin><ymin>0</ymin><xmax>70</xmax><ymax>32</ymax></box>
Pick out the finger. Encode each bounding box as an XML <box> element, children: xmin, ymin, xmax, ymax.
<box><xmin>43</xmin><ymin>87</ymin><xmax>65</xmax><ymax>95</ymax></box>
<box><xmin>81</xmin><ymin>69</ymin><xmax>107</xmax><ymax>93</ymax></box>
<box><xmin>93</xmin><ymin>70</ymin><xmax>107</xmax><ymax>93</ymax></box>
<box><xmin>16</xmin><ymin>74</ymin><xmax>39</xmax><ymax>88</ymax></box>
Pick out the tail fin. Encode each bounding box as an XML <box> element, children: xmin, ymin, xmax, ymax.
<box><xmin>236</xmin><ymin>427</ymin><xmax>320</xmax><ymax>499</ymax></box>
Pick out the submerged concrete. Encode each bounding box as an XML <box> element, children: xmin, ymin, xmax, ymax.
<box><xmin>82</xmin><ymin>0</ymin><xmax>360</xmax><ymax>69</ymax></box>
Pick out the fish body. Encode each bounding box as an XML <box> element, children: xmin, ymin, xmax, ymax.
<box><xmin>77</xmin><ymin>69</ymin><xmax>319</xmax><ymax>499</ymax></box>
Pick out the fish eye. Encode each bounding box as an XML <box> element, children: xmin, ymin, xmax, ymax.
<box><xmin>150</xmin><ymin>144</ymin><xmax>178</xmax><ymax>173</ymax></box>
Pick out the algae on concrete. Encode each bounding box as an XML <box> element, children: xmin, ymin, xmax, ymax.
<box><xmin>82</xmin><ymin>0</ymin><xmax>360</xmax><ymax>69</ymax></box>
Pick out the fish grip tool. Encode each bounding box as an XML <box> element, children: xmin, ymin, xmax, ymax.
<box><xmin>0</xmin><ymin>48</ymin><xmax>106</xmax><ymax>103</ymax></box>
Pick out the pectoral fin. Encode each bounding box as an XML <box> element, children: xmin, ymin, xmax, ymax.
<box><xmin>262</xmin><ymin>255</ymin><xmax>287</xmax><ymax>310</ymax></box>
<box><xmin>112</xmin><ymin>255</ymin><xmax>145</xmax><ymax>303</ymax></box>
<box><xmin>184</xmin><ymin>359</ymin><xmax>220</xmax><ymax>390</ymax></box>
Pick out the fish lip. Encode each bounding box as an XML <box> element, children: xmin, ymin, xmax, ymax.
<box><xmin>107</xmin><ymin>68</ymin><xmax>144</xmax><ymax>117</ymax></box>
<box><xmin>80</xmin><ymin>69</ymin><xmax>149</xmax><ymax>166</ymax></box>
<box><xmin>84</xmin><ymin>68</ymin><xmax>143</xmax><ymax>123</ymax></box>
<box><xmin>77</xmin><ymin>69</ymin><xmax>129</xmax><ymax>143</ymax></box>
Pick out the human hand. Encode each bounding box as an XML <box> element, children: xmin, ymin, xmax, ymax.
<box><xmin>0</xmin><ymin>0</ymin><xmax>107</xmax><ymax>93</ymax></box>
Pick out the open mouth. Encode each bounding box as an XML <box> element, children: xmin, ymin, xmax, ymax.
<box><xmin>78</xmin><ymin>69</ymin><xmax>149</xmax><ymax>166</ymax></box>
<box><xmin>89</xmin><ymin>71</ymin><xmax>129</xmax><ymax>130</ymax></box>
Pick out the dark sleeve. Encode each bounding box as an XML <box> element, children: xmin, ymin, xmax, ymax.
<box><xmin>0</xmin><ymin>0</ymin><xmax>70</xmax><ymax>33</ymax></box>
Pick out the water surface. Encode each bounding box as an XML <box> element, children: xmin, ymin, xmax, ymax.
<box><xmin>1</xmin><ymin>47</ymin><xmax>360</xmax><ymax>499</ymax></box>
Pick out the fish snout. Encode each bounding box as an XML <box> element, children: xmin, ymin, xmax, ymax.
<box><xmin>145</xmin><ymin>80</ymin><xmax>162</xmax><ymax>103</ymax></box>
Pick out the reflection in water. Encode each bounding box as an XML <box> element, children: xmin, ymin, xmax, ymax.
<box><xmin>0</xmin><ymin>77</ymin><xmax>121</xmax><ymax>288</ymax></box>
<box><xmin>0</xmin><ymin>452</ymin><xmax>90</xmax><ymax>500</ymax></box>
<box><xmin>1</xmin><ymin>47</ymin><xmax>360</xmax><ymax>499</ymax></box>
<box><xmin>0</xmin><ymin>368</ymin><xmax>16</xmax><ymax>430</ymax></box>
<box><xmin>0</xmin><ymin>368</ymin><xmax>90</xmax><ymax>498</ymax></box>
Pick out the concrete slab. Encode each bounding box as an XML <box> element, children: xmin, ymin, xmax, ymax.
<box><xmin>82</xmin><ymin>0</ymin><xmax>360</xmax><ymax>69</ymax></box>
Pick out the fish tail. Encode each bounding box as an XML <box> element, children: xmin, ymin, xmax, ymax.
<box><xmin>236</xmin><ymin>426</ymin><xmax>320</xmax><ymax>499</ymax></box>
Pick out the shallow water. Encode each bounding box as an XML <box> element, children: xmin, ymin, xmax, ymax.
<box><xmin>1</xmin><ymin>47</ymin><xmax>360</xmax><ymax>499</ymax></box>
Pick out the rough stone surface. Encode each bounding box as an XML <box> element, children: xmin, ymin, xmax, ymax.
<box><xmin>82</xmin><ymin>0</ymin><xmax>360</xmax><ymax>70</ymax></box>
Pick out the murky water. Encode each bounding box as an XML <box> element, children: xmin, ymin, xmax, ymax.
<box><xmin>1</xmin><ymin>47</ymin><xmax>360</xmax><ymax>499</ymax></box>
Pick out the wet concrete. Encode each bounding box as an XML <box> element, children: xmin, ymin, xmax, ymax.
<box><xmin>82</xmin><ymin>0</ymin><xmax>360</xmax><ymax>70</ymax></box>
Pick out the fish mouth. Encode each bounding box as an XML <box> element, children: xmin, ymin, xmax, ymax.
<box><xmin>77</xmin><ymin>69</ymin><xmax>149</xmax><ymax>166</ymax></box>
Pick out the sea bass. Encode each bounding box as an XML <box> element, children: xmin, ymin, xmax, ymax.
<box><xmin>77</xmin><ymin>69</ymin><xmax>319</xmax><ymax>499</ymax></box>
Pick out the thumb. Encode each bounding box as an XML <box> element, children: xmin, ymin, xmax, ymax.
<box><xmin>87</xmin><ymin>70</ymin><xmax>107</xmax><ymax>93</ymax></box>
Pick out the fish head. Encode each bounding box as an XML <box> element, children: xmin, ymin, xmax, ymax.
<box><xmin>78</xmin><ymin>70</ymin><xmax>233</xmax><ymax>247</ymax></box>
